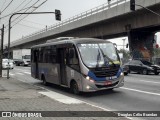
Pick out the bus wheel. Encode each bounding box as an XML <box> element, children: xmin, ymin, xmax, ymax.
<box><xmin>70</xmin><ymin>81</ymin><xmax>79</xmax><ymax>95</ymax></box>
<box><xmin>42</xmin><ymin>75</ymin><xmax>48</xmax><ymax>86</ymax></box>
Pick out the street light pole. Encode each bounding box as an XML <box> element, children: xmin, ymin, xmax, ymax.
<box><xmin>7</xmin><ymin>11</ymin><xmax>60</xmax><ymax>79</ymax></box>
<box><xmin>122</xmin><ymin>38</ymin><xmax>126</xmax><ymax>51</ymax></box>
<box><xmin>0</xmin><ymin>24</ymin><xmax>4</xmax><ymax>77</ymax></box>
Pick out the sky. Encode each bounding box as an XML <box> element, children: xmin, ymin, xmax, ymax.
<box><xmin>0</xmin><ymin>0</ymin><xmax>160</xmax><ymax>50</ymax></box>
<box><xmin>0</xmin><ymin>0</ymin><xmax>108</xmax><ymax>43</ymax></box>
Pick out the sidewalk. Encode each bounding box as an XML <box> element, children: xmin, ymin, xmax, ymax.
<box><xmin>0</xmin><ymin>77</ymin><xmax>129</xmax><ymax>120</ymax></box>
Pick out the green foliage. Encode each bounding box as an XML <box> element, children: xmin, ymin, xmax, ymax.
<box><xmin>153</xmin><ymin>48</ymin><xmax>160</xmax><ymax>57</ymax></box>
<box><xmin>118</xmin><ymin>49</ymin><xmax>131</xmax><ymax>59</ymax></box>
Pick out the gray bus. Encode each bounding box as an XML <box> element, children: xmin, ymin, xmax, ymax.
<box><xmin>31</xmin><ymin>38</ymin><xmax>124</xmax><ymax>94</ymax></box>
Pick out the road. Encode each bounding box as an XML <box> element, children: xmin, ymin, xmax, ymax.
<box><xmin>3</xmin><ymin>66</ymin><xmax>160</xmax><ymax>119</ymax></box>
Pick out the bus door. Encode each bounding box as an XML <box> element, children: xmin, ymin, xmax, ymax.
<box><xmin>58</xmin><ymin>48</ymin><xmax>67</xmax><ymax>85</ymax></box>
<box><xmin>34</xmin><ymin>49</ymin><xmax>39</xmax><ymax>79</ymax></box>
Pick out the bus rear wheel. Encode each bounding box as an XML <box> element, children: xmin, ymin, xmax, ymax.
<box><xmin>42</xmin><ymin>75</ymin><xmax>48</xmax><ymax>86</ymax></box>
<box><xmin>70</xmin><ymin>81</ymin><xmax>80</xmax><ymax>95</ymax></box>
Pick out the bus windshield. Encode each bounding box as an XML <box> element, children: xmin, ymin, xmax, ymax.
<box><xmin>77</xmin><ymin>43</ymin><xmax>119</xmax><ymax>68</ymax></box>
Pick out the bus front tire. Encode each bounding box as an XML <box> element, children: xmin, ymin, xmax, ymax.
<box><xmin>70</xmin><ymin>81</ymin><xmax>80</xmax><ymax>95</ymax></box>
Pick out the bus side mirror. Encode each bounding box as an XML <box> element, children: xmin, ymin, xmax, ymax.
<box><xmin>113</xmin><ymin>43</ymin><xmax>117</xmax><ymax>48</ymax></box>
<box><xmin>126</xmin><ymin>44</ymin><xmax>129</xmax><ymax>48</ymax></box>
<box><xmin>69</xmin><ymin>48</ymin><xmax>75</xmax><ymax>58</ymax></box>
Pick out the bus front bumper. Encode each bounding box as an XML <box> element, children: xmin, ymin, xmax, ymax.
<box><xmin>82</xmin><ymin>73</ymin><xmax>124</xmax><ymax>92</ymax></box>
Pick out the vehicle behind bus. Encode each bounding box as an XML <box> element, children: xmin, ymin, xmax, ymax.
<box><xmin>31</xmin><ymin>38</ymin><xmax>124</xmax><ymax>94</ymax></box>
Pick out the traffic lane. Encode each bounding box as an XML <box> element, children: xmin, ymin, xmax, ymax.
<box><xmin>13</xmin><ymin>65</ymin><xmax>31</xmax><ymax>71</ymax></box>
<box><xmin>9</xmin><ymin>67</ymin><xmax>40</xmax><ymax>84</ymax></box>
<box><xmin>28</xmin><ymin>79</ymin><xmax>160</xmax><ymax>111</ymax></box>
<box><xmin>126</xmin><ymin>72</ymin><xmax>160</xmax><ymax>81</ymax></box>
<box><xmin>124</xmin><ymin>74</ymin><xmax>160</xmax><ymax>94</ymax></box>
<box><xmin>10</xmin><ymin>67</ymin><xmax>160</xmax><ymax>111</ymax></box>
<box><xmin>13</xmin><ymin>66</ymin><xmax>160</xmax><ymax>94</ymax></box>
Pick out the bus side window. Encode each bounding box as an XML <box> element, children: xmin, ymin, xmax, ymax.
<box><xmin>31</xmin><ymin>49</ymin><xmax>34</xmax><ymax>62</ymax></box>
<box><xmin>67</xmin><ymin>47</ymin><xmax>79</xmax><ymax>71</ymax></box>
<box><xmin>43</xmin><ymin>47</ymin><xmax>50</xmax><ymax>63</ymax></box>
<box><xmin>38</xmin><ymin>48</ymin><xmax>43</xmax><ymax>63</ymax></box>
<box><xmin>33</xmin><ymin>49</ymin><xmax>39</xmax><ymax>63</ymax></box>
<box><xmin>50</xmin><ymin>46</ymin><xmax>57</xmax><ymax>63</ymax></box>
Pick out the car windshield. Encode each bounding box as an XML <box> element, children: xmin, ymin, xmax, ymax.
<box><xmin>77</xmin><ymin>43</ymin><xmax>119</xmax><ymax>68</ymax></box>
<box><xmin>3</xmin><ymin>59</ymin><xmax>13</xmax><ymax>63</ymax></box>
<box><xmin>141</xmin><ymin>60</ymin><xmax>152</xmax><ymax>66</ymax></box>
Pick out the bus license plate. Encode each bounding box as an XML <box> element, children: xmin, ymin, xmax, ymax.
<box><xmin>105</xmin><ymin>81</ymin><xmax>112</xmax><ymax>85</ymax></box>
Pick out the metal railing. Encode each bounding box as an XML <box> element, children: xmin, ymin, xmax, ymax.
<box><xmin>11</xmin><ymin>0</ymin><xmax>129</xmax><ymax>45</ymax></box>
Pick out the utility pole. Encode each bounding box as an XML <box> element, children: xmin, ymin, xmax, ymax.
<box><xmin>122</xmin><ymin>38</ymin><xmax>126</xmax><ymax>51</ymax></box>
<box><xmin>0</xmin><ymin>24</ymin><xmax>4</xmax><ymax>77</ymax></box>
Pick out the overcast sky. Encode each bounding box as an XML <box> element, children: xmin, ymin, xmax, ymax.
<box><xmin>0</xmin><ymin>0</ymin><xmax>159</xmax><ymax>49</ymax></box>
<box><xmin>0</xmin><ymin>0</ymin><xmax>108</xmax><ymax>43</ymax></box>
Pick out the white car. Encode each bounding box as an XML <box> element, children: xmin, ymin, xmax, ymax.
<box><xmin>2</xmin><ymin>59</ymin><xmax>14</xmax><ymax>69</ymax></box>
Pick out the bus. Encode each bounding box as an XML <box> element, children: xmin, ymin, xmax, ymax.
<box><xmin>31</xmin><ymin>38</ymin><xmax>124</xmax><ymax>94</ymax></box>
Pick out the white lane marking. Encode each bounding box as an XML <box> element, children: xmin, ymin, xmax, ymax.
<box><xmin>121</xmin><ymin>87</ymin><xmax>160</xmax><ymax>96</ymax></box>
<box><xmin>39</xmin><ymin>91</ymin><xmax>83</xmax><ymax>104</ymax></box>
<box><xmin>38</xmin><ymin>86</ymin><xmax>132</xmax><ymax>120</ymax></box>
<box><xmin>24</xmin><ymin>72</ymin><xmax>31</xmax><ymax>74</ymax></box>
<box><xmin>126</xmin><ymin>79</ymin><xmax>160</xmax><ymax>84</ymax></box>
<box><xmin>17</xmin><ymin>73</ymin><xmax>24</xmax><ymax>75</ymax></box>
<box><xmin>139</xmin><ymin>80</ymin><xmax>160</xmax><ymax>84</ymax></box>
<box><xmin>8</xmin><ymin>77</ymin><xmax>131</xmax><ymax>120</ymax></box>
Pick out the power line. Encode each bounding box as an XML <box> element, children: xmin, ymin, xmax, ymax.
<box><xmin>0</xmin><ymin>6</ymin><xmax>36</xmax><ymax>19</ymax></box>
<box><xmin>22</xmin><ymin>19</ymin><xmax>46</xmax><ymax>26</ymax></box>
<box><xmin>1</xmin><ymin>0</ymin><xmax>14</xmax><ymax>14</ymax></box>
<box><xmin>1</xmin><ymin>0</ymin><xmax>34</xmax><ymax>23</ymax></box>
<box><xmin>0</xmin><ymin>6</ymin><xmax>37</xmax><ymax>20</ymax></box>
<box><xmin>4</xmin><ymin>0</ymin><xmax>40</xmax><ymax>27</ymax></box>
<box><xmin>0</xmin><ymin>0</ymin><xmax>6</xmax><ymax>11</ymax></box>
<box><xmin>4</xmin><ymin>0</ymin><xmax>47</xmax><ymax>34</ymax></box>
<box><xmin>12</xmin><ymin>0</ymin><xmax>27</xmax><ymax>12</ymax></box>
<box><xmin>11</xmin><ymin>0</ymin><xmax>48</xmax><ymax>28</ymax></box>
<box><xmin>16</xmin><ymin>0</ymin><xmax>34</xmax><ymax>12</ymax></box>
<box><xmin>17</xmin><ymin>23</ymin><xmax>42</xmax><ymax>29</ymax></box>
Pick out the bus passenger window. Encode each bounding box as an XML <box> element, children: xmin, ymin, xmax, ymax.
<box><xmin>69</xmin><ymin>48</ymin><xmax>78</xmax><ymax>65</ymax></box>
<box><xmin>67</xmin><ymin>48</ymin><xmax>79</xmax><ymax>71</ymax></box>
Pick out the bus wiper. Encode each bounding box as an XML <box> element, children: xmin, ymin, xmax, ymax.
<box><xmin>99</xmin><ymin>47</ymin><xmax>116</xmax><ymax>67</ymax></box>
<box><xmin>96</xmin><ymin>49</ymin><xmax>101</xmax><ymax>68</ymax></box>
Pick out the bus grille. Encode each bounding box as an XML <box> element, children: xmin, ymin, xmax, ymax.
<box><xmin>92</xmin><ymin>68</ymin><xmax>119</xmax><ymax>78</ymax></box>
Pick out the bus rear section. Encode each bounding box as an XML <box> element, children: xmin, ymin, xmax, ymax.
<box><xmin>31</xmin><ymin>38</ymin><xmax>124</xmax><ymax>94</ymax></box>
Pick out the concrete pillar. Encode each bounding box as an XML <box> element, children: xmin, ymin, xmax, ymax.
<box><xmin>128</xmin><ymin>30</ymin><xmax>154</xmax><ymax>62</ymax></box>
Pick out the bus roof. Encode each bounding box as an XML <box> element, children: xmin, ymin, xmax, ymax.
<box><xmin>31</xmin><ymin>38</ymin><xmax>112</xmax><ymax>48</ymax></box>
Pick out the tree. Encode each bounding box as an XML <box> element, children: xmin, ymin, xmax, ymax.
<box><xmin>118</xmin><ymin>49</ymin><xmax>131</xmax><ymax>64</ymax></box>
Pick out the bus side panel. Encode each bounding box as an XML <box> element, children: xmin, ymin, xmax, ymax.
<box><xmin>31</xmin><ymin>63</ymin><xmax>36</xmax><ymax>78</ymax></box>
<box><xmin>38</xmin><ymin>63</ymin><xmax>61</xmax><ymax>85</ymax></box>
<box><xmin>66</xmin><ymin>66</ymin><xmax>83</xmax><ymax>91</ymax></box>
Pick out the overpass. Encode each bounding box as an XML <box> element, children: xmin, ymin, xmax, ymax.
<box><xmin>4</xmin><ymin>0</ymin><xmax>160</xmax><ymax>60</ymax></box>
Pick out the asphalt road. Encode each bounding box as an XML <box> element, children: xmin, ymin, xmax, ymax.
<box><xmin>4</xmin><ymin>66</ymin><xmax>160</xmax><ymax>119</ymax></box>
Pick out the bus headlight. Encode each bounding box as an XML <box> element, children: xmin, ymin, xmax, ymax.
<box><xmin>84</xmin><ymin>75</ymin><xmax>95</xmax><ymax>83</ymax></box>
<box><xmin>121</xmin><ymin>72</ymin><xmax>124</xmax><ymax>76</ymax></box>
<box><xmin>86</xmin><ymin>76</ymin><xmax>90</xmax><ymax>80</ymax></box>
